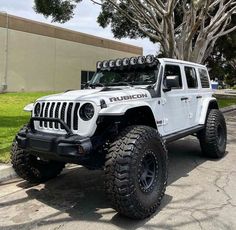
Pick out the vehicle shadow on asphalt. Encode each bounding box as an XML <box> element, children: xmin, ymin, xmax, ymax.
<box><xmin>4</xmin><ymin>137</ymin><xmax>222</xmax><ymax>229</ymax></box>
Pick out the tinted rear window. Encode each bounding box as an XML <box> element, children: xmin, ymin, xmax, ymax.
<box><xmin>198</xmin><ymin>69</ymin><xmax>210</xmax><ymax>88</ymax></box>
<box><xmin>185</xmin><ymin>66</ymin><xmax>198</xmax><ymax>88</ymax></box>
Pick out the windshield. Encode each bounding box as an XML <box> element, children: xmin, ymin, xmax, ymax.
<box><xmin>90</xmin><ymin>66</ymin><xmax>159</xmax><ymax>86</ymax></box>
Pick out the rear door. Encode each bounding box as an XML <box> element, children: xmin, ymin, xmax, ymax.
<box><xmin>184</xmin><ymin>66</ymin><xmax>200</xmax><ymax>127</ymax></box>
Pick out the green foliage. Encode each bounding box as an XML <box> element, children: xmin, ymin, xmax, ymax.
<box><xmin>217</xmin><ymin>98</ymin><xmax>236</xmax><ymax>108</ymax></box>
<box><xmin>97</xmin><ymin>2</ymin><xmax>147</xmax><ymax>40</ymax></box>
<box><xmin>0</xmin><ymin>92</ymin><xmax>54</xmax><ymax>163</ymax></box>
<box><xmin>34</xmin><ymin>0</ymin><xmax>82</xmax><ymax>23</ymax></box>
<box><xmin>206</xmin><ymin>16</ymin><xmax>236</xmax><ymax>86</ymax></box>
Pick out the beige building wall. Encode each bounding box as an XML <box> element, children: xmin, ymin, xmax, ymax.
<box><xmin>0</xmin><ymin>13</ymin><xmax>142</xmax><ymax>92</ymax></box>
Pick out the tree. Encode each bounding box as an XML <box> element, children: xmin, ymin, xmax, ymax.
<box><xmin>206</xmin><ymin>16</ymin><xmax>236</xmax><ymax>86</ymax></box>
<box><xmin>34</xmin><ymin>0</ymin><xmax>236</xmax><ymax>63</ymax></box>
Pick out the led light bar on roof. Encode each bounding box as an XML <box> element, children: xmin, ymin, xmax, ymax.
<box><xmin>96</xmin><ymin>55</ymin><xmax>157</xmax><ymax>69</ymax></box>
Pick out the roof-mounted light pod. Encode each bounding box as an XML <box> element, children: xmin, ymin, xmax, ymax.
<box><xmin>130</xmin><ymin>57</ymin><xmax>137</xmax><ymax>65</ymax></box>
<box><xmin>123</xmin><ymin>58</ymin><xmax>130</xmax><ymax>66</ymax></box>
<box><xmin>109</xmin><ymin>60</ymin><xmax>115</xmax><ymax>68</ymax></box>
<box><xmin>115</xmin><ymin>59</ymin><xmax>122</xmax><ymax>67</ymax></box>
<box><xmin>96</xmin><ymin>61</ymin><xmax>102</xmax><ymax>69</ymax></box>
<box><xmin>146</xmin><ymin>55</ymin><xmax>155</xmax><ymax>64</ymax></box>
<box><xmin>137</xmin><ymin>56</ymin><xmax>146</xmax><ymax>64</ymax></box>
<box><xmin>103</xmin><ymin>61</ymin><xmax>109</xmax><ymax>68</ymax></box>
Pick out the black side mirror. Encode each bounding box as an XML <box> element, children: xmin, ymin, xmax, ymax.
<box><xmin>163</xmin><ymin>75</ymin><xmax>180</xmax><ymax>92</ymax></box>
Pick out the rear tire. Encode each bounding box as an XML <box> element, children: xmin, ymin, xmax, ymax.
<box><xmin>11</xmin><ymin>140</ymin><xmax>65</xmax><ymax>183</ymax></box>
<box><xmin>105</xmin><ymin>125</ymin><xmax>168</xmax><ymax>219</ymax></box>
<box><xmin>198</xmin><ymin>109</ymin><xmax>227</xmax><ymax>158</ymax></box>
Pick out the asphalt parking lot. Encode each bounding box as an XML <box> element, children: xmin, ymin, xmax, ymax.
<box><xmin>0</xmin><ymin>111</ymin><xmax>235</xmax><ymax>230</ymax></box>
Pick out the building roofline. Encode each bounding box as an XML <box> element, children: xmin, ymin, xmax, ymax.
<box><xmin>0</xmin><ymin>12</ymin><xmax>143</xmax><ymax>55</ymax></box>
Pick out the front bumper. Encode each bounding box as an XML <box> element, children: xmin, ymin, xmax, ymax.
<box><xmin>16</xmin><ymin>117</ymin><xmax>93</xmax><ymax>164</ymax></box>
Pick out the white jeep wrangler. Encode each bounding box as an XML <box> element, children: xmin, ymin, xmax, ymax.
<box><xmin>12</xmin><ymin>55</ymin><xmax>227</xmax><ymax>219</ymax></box>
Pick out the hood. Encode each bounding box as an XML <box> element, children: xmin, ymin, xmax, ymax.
<box><xmin>36</xmin><ymin>87</ymin><xmax>152</xmax><ymax>106</ymax></box>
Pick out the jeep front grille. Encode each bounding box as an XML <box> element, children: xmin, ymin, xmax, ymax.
<box><xmin>37</xmin><ymin>102</ymin><xmax>80</xmax><ymax>131</ymax></box>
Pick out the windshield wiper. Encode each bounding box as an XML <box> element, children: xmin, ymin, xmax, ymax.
<box><xmin>107</xmin><ymin>82</ymin><xmax>133</xmax><ymax>87</ymax></box>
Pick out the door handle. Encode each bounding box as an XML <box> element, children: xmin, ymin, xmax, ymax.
<box><xmin>196</xmin><ymin>96</ymin><xmax>202</xmax><ymax>99</ymax></box>
<box><xmin>181</xmin><ymin>97</ymin><xmax>189</xmax><ymax>101</ymax></box>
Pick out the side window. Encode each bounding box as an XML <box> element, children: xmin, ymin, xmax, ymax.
<box><xmin>198</xmin><ymin>69</ymin><xmax>210</xmax><ymax>88</ymax></box>
<box><xmin>185</xmin><ymin>66</ymin><xmax>198</xmax><ymax>88</ymax></box>
<box><xmin>164</xmin><ymin>65</ymin><xmax>182</xmax><ymax>89</ymax></box>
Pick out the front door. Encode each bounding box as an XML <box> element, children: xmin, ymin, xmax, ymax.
<box><xmin>161</xmin><ymin>64</ymin><xmax>188</xmax><ymax>134</ymax></box>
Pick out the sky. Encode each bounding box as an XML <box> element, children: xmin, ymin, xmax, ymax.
<box><xmin>0</xmin><ymin>0</ymin><xmax>160</xmax><ymax>55</ymax></box>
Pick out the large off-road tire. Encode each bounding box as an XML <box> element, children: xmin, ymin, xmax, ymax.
<box><xmin>105</xmin><ymin>125</ymin><xmax>168</xmax><ymax>219</ymax></box>
<box><xmin>11</xmin><ymin>140</ymin><xmax>65</xmax><ymax>183</ymax></box>
<box><xmin>198</xmin><ymin>109</ymin><xmax>227</xmax><ymax>158</ymax></box>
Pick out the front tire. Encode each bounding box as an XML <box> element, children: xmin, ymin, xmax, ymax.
<box><xmin>105</xmin><ymin>125</ymin><xmax>168</xmax><ymax>219</ymax></box>
<box><xmin>11</xmin><ymin>140</ymin><xmax>65</xmax><ymax>183</ymax></box>
<box><xmin>198</xmin><ymin>109</ymin><xmax>227</xmax><ymax>158</ymax></box>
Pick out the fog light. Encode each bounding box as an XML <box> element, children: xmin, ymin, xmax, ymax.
<box><xmin>78</xmin><ymin>145</ymin><xmax>85</xmax><ymax>155</ymax></box>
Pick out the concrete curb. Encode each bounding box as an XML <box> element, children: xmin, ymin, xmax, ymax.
<box><xmin>0</xmin><ymin>164</ymin><xmax>17</xmax><ymax>183</ymax></box>
<box><xmin>0</xmin><ymin>105</ymin><xmax>235</xmax><ymax>183</ymax></box>
<box><xmin>220</xmin><ymin>105</ymin><xmax>236</xmax><ymax>114</ymax></box>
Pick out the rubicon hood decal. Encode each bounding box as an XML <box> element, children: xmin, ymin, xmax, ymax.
<box><xmin>109</xmin><ymin>93</ymin><xmax>148</xmax><ymax>102</ymax></box>
<box><xmin>36</xmin><ymin>88</ymin><xmax>152</xmax><ymax>105</ymax></box>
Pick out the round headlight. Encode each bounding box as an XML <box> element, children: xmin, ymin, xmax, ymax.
<box><xmin>79</xmin><ymin>103</ymin><xmax>95</xmax><ymax>121</ymax></box>
<box><xmin>34</xmin><ymin>103</ymin><xmax>41</xmax><ymax>117</ymax></box>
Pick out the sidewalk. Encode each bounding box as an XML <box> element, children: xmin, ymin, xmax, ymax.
<box><xmin>214</xmin><ymin>89</ymin><xmax>236</xmax><ymax>99</ymax></box>
<box><xmin>0</xmin><ymin>163</ymin><xmax>16</xmax><ymax>182</ymax></box>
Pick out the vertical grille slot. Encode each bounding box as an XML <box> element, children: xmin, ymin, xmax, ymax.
<box><xmin>67</xmin><ymin>103</ymin><xmax>73</xmax><ymax>129</ymax></box>
<box><xmin>54</xmin><ymin>102</ymin><xmax>61</xmax><ymax>129</ymax></box>
<box><xmin>49</xmin><ymin>102</ymin><xmax>55</xmax><ymax>128</ymax></box>
<box><xmin>73</xmin><ymin>103</ymin><xmax>80</xmax><ymax>130</ymax></box>
<box><xmin>44</xmin><ymin>102</ymin><xmax>50</xmax><ymax>127</ymax></box>
<box><xmin>39</xmin><ymin>102</ymin><xmax>45</xmax><ymax>127</ymax></box>
<box><xmin>60</xmin><ymin>103</ymin><xmax>67</xmax><ymax>129</ymax></box>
